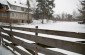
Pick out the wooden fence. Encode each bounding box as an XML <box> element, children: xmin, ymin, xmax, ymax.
<box><xmin>0</xmin><ymin>25</ymin><xmax>85</xmax><ymax>55</ymax></box>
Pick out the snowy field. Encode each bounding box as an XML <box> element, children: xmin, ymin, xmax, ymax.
<box><xmin>0</xmin><ymin>21</ymin><xmax>85</xmax><ymax>55</ymax></box>
<box><xmin>14</xmin><ymin>21</ymin><xmax>85</xmax><ymax>33</ymax></box>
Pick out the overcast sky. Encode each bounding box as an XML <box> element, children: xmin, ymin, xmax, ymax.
<box><xmin>18</xmin><ymin>0</ymin><xmax>80</xmax><ymax>14</ymax></box>
<box><xmin>53</xmin><ymin>0</ymin><xmax>80</xmax><ymax>14</ymax></box>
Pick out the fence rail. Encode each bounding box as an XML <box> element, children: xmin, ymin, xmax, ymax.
<box><xmin>0</xmin><ymin>25</ymin><xmax>85</xmax><ymax>55</ymax></box>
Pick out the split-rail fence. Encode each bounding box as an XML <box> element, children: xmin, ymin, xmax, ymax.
<box><xmin>0</xmin><ymin>25</ymin><xmax>85</xmax><ymax>55</ymax></box>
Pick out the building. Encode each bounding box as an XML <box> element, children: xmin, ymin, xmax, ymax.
<box><xmin>0</xmin><ymin>0</ymin><xmax>32</xmax><ymax>23</ymax></box>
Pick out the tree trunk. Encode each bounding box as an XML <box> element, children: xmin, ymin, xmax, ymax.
<box><xmin>83</xmin><ymin>19</ymin><xmax>85</xmax><ymax>23</ymax></box>
<box><xmin>41</xmin><ymin>19</ymin><xmax>44</xmax><ymax>24</ymax></box>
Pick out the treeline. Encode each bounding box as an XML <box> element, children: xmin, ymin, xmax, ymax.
<box><xmin>53</xmin><ymin>12</ymin><xmax>80</xmax><ymax>21</ymax></box>
<box><xmin>27</xmin><ymin>0</ymin><xmax>85</xmax><ymax>23</ymax></box>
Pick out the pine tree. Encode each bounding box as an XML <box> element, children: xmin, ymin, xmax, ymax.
<box><xmin>79</xmin><ymin>0</ymin><xmax>85</xmax><ymax>23</ymax></box>
<box><xmin>36</xmin><ymin>0</ymin><xmax>55</xmax><ymax>23</ymax></box>
<box><xmin>27</xmin><ymin>0</ymin><xmax>32</xmax><ymax>23</ymax></box>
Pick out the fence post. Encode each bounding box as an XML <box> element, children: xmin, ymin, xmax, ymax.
<box><xmin>9</xmin><ymin>23</ymin><xmax>15</xmax><ymax>51</ymax></box>
<box><xmin>34</xmin><ymin>26</ymin><xmax>38</xmax><ymax>55</ymax></box>
<box><xmin>0</xmin><ymin>30</ymin><xmax>1</xmax><ymax>45</ymax></box>
<box><xmin>35</xmin><ymin>26</ymin><xmax>38</xmax><ymax>36</ymax></box>
<box><xmin>0</xmin><ymin>26</ymin><xmax>2</xmax><ymax>45</ymax></box>
<box><xmin>0</xmin><ymin>27</ymin><xmax>3</xmax><ymax>46</ymax></box>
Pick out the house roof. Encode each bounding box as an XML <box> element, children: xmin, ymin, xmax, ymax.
<box><xmin>0</xmin><ymin>0</ymin><xmax>28</xmax><ymax>8</ymax></box>
<box><xmin>7</xmin><ymin>0</ymin><xmax>28</xmax><ymax>8</ymax></box>
<box><xmin>0</xmin><ymin>0</ymin><xmax>8</xmax><ymax>5</ymax></box>
<box><xmin>0</xmin><ymin>0</ymin><xmax>37</xmax><ymax>8</ymax></box>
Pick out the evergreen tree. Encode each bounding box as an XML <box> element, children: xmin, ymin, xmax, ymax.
<box><xmin>79</xmin><ymin>0</ymin><xmax>85</xmax><ymax>23</ymax></box>
<box><xmin>35</xmin><ymin>0</ymin><xmax>55</xmax><ymax>23</ymax></box>
<box><xmin>27</xmin><ymin>0</ymin><xmax>32</xmax><ymax>23</ymax></box>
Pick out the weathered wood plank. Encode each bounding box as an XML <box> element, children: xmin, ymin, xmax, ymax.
<box><xmin>0</xmin><ymin>26</ymin><xmax>85</xmax><ymax>54</ymax></box>
<box><xmin>3</xmin><ymin>41</ymin><xmax>31</xmax><ymax>55</ymax></box>
<box><xmin>0</xmin><ymin>31</ymin><xmax>1</xmax><ymax>45</ymax></box>
<box><xmin>1</xmin><ymin>26</ymin><xmax>85</xmax><ymax>39</ymax></box>
<box><xmin>12</xmin><ymin>32</ymin><xmax>85</xmax><ymax>54</ymax></box>
<box><xmin>2</xmin><ymin>35</ymin><xmax>36</xmax><ymax>55</ymax></box>
<box><xmin>26</xmin><ymin>49</ymin><xmax>38</xmax><ymax>55</ymax></box>
<box><xmin>1</xmin><ymin>34</ymin><xmax>65</xmax><ymax>55</ymax></box>
<box><xmin>1</xmin><ymin>31</ymin><xmax>85</xmax><ymax>54</ymax></box>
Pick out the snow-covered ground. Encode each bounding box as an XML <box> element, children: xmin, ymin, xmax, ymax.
<box><xmin>13</xmin><ymin>21</ymin><xmax>85</xmax><ymax>33</ymax></box>
<box><xmin>0</xmin><ymin>46</ymin><xmax>14</xmax><ymax>55</ymax></box>
<box><xmin>0</xmin><ymin>21</ymin><xmax>85</xmax><ymax>55</ymax></box>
